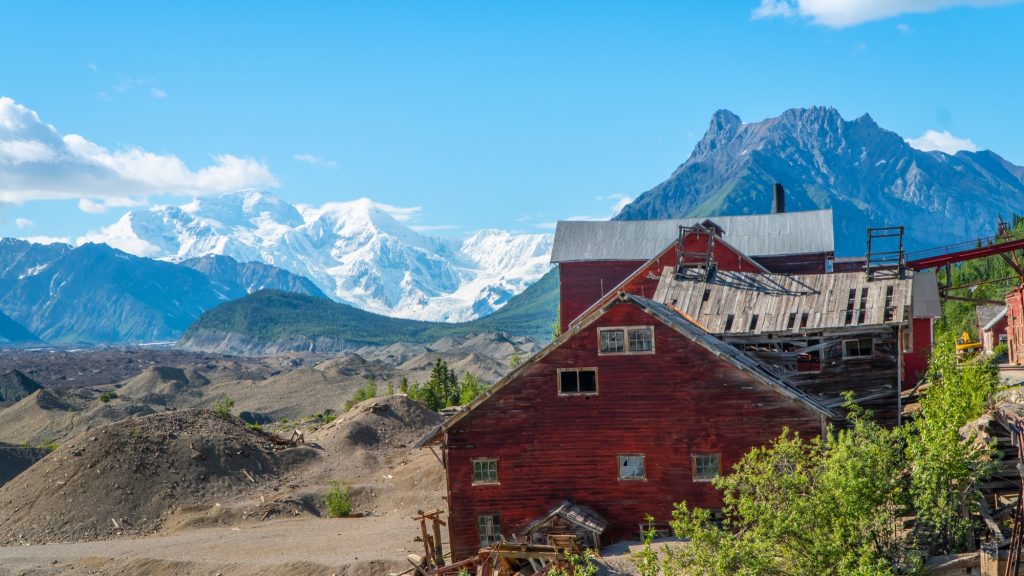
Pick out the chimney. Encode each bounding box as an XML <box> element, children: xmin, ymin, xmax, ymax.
<box><xmin>772</xmin><ymin>183</ymin><xmax>785</xmax><ymax>214</ymax></box>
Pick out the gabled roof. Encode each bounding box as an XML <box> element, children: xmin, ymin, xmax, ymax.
<box><xmin>550</xmin><ymin>210</ymin><xmax>834</xmax><ymax>263</ymax></box>
<box><xmin>416</xmin><ymin>291</ymin><xmax>835</xmax><ymax>447</ymax></box>
<box><xmin>983</xmin><ymin>307</ymin><xmax>1008</xmax><ymax>332</ymax></box>
<box><xmin>654</xmin><ymin>268</ymin><xmax>916</xmax><ymax>334</ymax></box>
<box><xmin>520</xmin><ymin>501</ymin><xmax>608</xmax><ymax>537</ymax></box>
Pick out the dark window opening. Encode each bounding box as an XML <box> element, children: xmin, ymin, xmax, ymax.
<box><xmin>787</xmin><ymin>312</ymin><xmax>797</xmax><ymax>331</ymax></box>
<box><xmin>724</xmin><ymin>314</ymin><xmax>734</xmax><ymax>332</ymax></box>
<box><xmin>844</xmin><ymin>288</ymin><xmax>856</xmax><ymax>325</ymax></box>
<box><xmin>843</xmin><ymin>338</ymin><xmax>873</xmax><ymax>359</ymax></box>
<box><xmin>883</xmin><ymin>286</ymin><xmax>895</xmax><ymax>322</ymax></box>
<box><xmin>749</xmin><ymin>314</ymin><xmax>759</xmax><ymax>332</ymax></box>
<box><xmin>559</xmin><ymin>369</ymin><xmax>597</xmax><ymax>395</ymax></box>
<box><xmin>857</xmin><ymin>288</ymin><xmax>868</xmax><ymax>324</ymax></box>
<box><xmin>702</xmin><ymin>288</ymin><xmax>711</xmax><ymax>302</ymax></box>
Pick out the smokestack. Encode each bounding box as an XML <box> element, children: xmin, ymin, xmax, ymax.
<box><xmin>772</xmin><ymin>183</ymin><xmax>785</xmax><ymax>214</ymax></box>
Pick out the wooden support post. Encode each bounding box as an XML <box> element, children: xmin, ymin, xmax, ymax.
<box><xmin>432</xmin><ymin>514</ymin><xmax>446</xmax><ymax>567</ymax></box>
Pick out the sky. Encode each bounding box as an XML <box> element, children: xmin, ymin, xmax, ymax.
<box><xmin>1</xmin><ymin>0</ymin><xmax>1023</xmax><ymax>243</ymax></box>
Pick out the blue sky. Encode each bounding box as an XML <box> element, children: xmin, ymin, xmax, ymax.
<box><xmin>1</xmin><ymin>0</ymin><xmax>1023</xmax><ymax>242</ymax></box>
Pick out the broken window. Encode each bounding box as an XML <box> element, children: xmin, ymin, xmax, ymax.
<box><xmin>724</xmin><ymin>314</ymin><xmax>734</xmax><ymax>332</ymax></box>
<box><xmin>599</xmin><ymin>326</ymin><xmax>654</xmax><ymax>354</ymax></box>
<box><xmin>843</xmin><ymin>338</ymin><xmax>873</xmax><ymax>359</ymax></box>
<box><xmin>618</xmin><ymin>454</ymin><xmax>645</xmax><ymax>480</ymax></box>
<box><xmin>472</xmin><ymin>459</ymin><xmax>498</xmax><ymax>484</ymax></box>
<box><xmin>749</xmin><ymin>314</ymin><xmax>759</xmax><ymax>331</ymax></box>
<box><xmin>559</xmin><ymin>368</ymin><xmax>598</xmax><ymax>395</ymax></box>
<box><xmin>787</xmin><ymin>312</ymin><xmax>797</xmax><ymax>331</ymax></box>
<box><xmin>478</xmin><ymin>514</ymin><xmax>502</xmax><ymax>545</ymax></box>
<box><xmin>628</xmin><ymin>327</ymin><xmax>653</xmax><ymax>352</ymax></box>
<box><xmin>693</xmin><ymin>453</ymin><xmax>720</xmax><ymax>482</ymax></box>
<box><xmin>599</xmin><ymin>329</ymin><xmax>625</xmax><ymax>353</ymax></box>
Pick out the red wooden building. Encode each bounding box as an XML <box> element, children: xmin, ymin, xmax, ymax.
<box><xmin>419</xmin><ymin>293</ymin><xmax>833</xmax><ymax>561</ymax></box>
<box><xmin>550</xmin><ymin>210</ymin><xmax>836</xmax><ymax>334</ymax></box>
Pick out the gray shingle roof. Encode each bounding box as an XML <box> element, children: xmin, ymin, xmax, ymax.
<box><xmin>550</xmin><ymin>210</ymin><xmax>834</xmax><ymax>263</ymax></box>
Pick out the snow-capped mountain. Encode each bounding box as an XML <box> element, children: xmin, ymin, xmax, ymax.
<box><xmin>80</xmin><ymin>190</ymin><xmax>553</xmax><ymax>322</ymax></box>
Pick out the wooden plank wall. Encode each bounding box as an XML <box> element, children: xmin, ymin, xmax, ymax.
<box><xmin>444</xmin><ymin>300</ymin><xmax>824</xmax><ymax>560</ymax></box>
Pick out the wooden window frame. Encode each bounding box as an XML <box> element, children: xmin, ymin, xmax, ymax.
<box><xmin>597</xmin><ymin>325</ymin><xmax>655</xmax><ymax>356</ymax></box>
<box><xmin>842</xmin><ymin>337</ymin><xmax>874</xmax><ymax>360</ymax></box>
<box><xmin>692</xmin><ymin>453</ymin><xmax>720</xmax><ymax>482</ymax></box>
<box><xmin>557</xmin><ymin>368</ymin><xmax>599</xmax><ymax>396</ymax></box>
<box><xmin>471</xmin><ymin>458</ymin><xmax>499</xmax><ymax>486</ymax></box>
<box><xmin>477</xmin><ymin>513</ymin><xmax>502</xmax><ymax>546</ymax></box>
<box><xmin>617</xmin><ymin>453</ymin><xmax>647</xmax><ymax>482</ymax></box>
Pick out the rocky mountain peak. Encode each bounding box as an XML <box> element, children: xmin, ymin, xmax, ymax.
<box><xmin>616</xmin><ymin>106</ymin><xmax>1024</xmax><ymax>255</ymax></box>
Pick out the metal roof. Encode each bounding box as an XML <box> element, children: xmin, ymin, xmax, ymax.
<box><xmin>912</xmin><ymin>269</ymin><xmax>942</xmax><ymax>319</ymax></box>
<box><xmin>550</xmin><ymin>210</ymin><xmax>834</xmax><ymax>263</ymax></box>
<box><xmin>983</xmin><ymin>307</ymin><xmax>1008</xmax><ymax>332</ymax></box>
<box><xmin>653</xmin><ymin>268</ymin><xmax>916</xmax><ymax>335</ymax></box>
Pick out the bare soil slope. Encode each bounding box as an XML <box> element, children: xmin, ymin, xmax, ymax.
<box><xmin>0</xmin><ymin>409</ymin><xmax>317</xmax><ymax>545</ymax></box>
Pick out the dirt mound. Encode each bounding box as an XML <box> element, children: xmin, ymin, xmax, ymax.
<box><xmin>119</xmin><ymin>366</ymin><xmax>210</xmax><ymax>406</ymax></box>
<box><xmin>0</xmin><ymin>409</ymin><xmax>318</xmax><ymax>545</ymax></box>
<box><xmin>0</xmin><ymin>390</ymin><xmax>158</xmax><ymax>446</ymax></box>
<box><xmin>315</xmin><ymin>395</ymin><xmax>442</xmax><ymax>454</ymax></box>
<box><xmin>0</xmin><ymin>369</ymin><xmax>44</xmax><ymax>408</ymax></box>
<box><xmin>0</xmin><ymin>442</ymin><xmax>49</xmax><ymax>485</ymax></box>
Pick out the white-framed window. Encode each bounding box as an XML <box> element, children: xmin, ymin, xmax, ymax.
<box><xmin>693</xmin><ymin>453</ymin><xmax>720</xmax><ymax>482</ymax></box>
<box><xmin>618</xmin><ymin>454</ymin><xmax>646</xmax><ymax>481</ymax></box>
<box><xmin>598</xmin><ymin>326</ymin><xmax>655</xmax><ymax>355</ymax></box>
<box><xmin>558</xmin><ymin>368</ymin><xmax>598</xmax><ymax>395</ymax></box>
<box><xmin>843</xmin><ymin>338</ymin><xmax>873</xmax><ymax>359</ymax></box>
<box><xmin>472</xmin><ymin>458</ymin><xmax>498</xmax><ymax>485</ymax></box>
<box><xmin>478</xmin><ymin>513</ymin><xmax>502</xmax><ymax>545</ymax></box>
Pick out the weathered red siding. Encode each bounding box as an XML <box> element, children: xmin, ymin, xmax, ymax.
<box><xmin>1008</xmin><ymin>288</ymin><xmax>1024</xmax><ymax>366</ymax></box>
<box><xmin>559</xmin><ymin>234</ymin><xmax>771</xmax><ymax>332</ymax></box>
<box><xmin>444</xmin><ymin>300</ymin><xmax>825</xmax><ymax>560</ymax></box>
<box><xmin>902</xmin><ymin>317</ymin><xmax>933</xmax><ymax>387</ymax></box>
<box><xmin>559</xmin><ymin>261</ymin><xmax>645</xmax><ymax>333</ymax></box>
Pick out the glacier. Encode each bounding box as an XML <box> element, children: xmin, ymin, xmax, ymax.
<box><xmin>78</xmin><ymin>190</ymin><xmax>554</xmax><ymax>322</ymax></box>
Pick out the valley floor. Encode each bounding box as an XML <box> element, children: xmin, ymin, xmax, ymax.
<box><xmin>0</xmin><ymin>515</ymin><xmax>424</xmax><ymax>576</ymax></box>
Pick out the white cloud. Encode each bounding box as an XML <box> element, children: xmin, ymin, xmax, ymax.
<box><xmin>751</xmin><ymin>0</ymin><xmax>1022</xmax><ymax>27</ymax></box>
<box><xmin>907</xmin><ymin>129</ymin><xmax>979</xmax><ymax>154</ymax></box>
<box><xmin>88</xmin><ymin>62</ymin><xmax>97</xmax><ymax>72</ymax></box>
<box><xmin>21</xmin><ymin>235</ymin><xmax>70</xmax><ymax>245</ymax></box>
<box><xmin>0</xmin><ymin>139</ymin><xmax>57</xmax><ymax>164</ymax></box>
<box><xmin>78</xmin><ymin>198</ymin><xmax>107</xmax><ymax>214</ymax></box>
<box><xmin>294</xmin><ymin>153</ymin><xmax>339</xmax><ymax>169</ymax></box>
<box><xmin>376</xmin><ymin>202</ymin><xmax>421</xmax><ymax>223</ymax></box>
<box><xmin>896</xmin><ymin>22</ymin><xmax>911</xmax><ymax>32</ymax></box>
<box><xmin>753</xmin><ymin>0</ymin><xmax>797</xmax><ymax>18</ymax></box>
<box><xmin>0</xmin><ymin>96</ymin><xmax>277</xmax><ymax>204</ymax></box>
<box><xmin>151</xmin><ymin>88</ymin><xmax>167</xmax><ymax>99</ymax></box>
<box><xmin>14</xmin><ymin>217</ymin><xmax>34</xmax><ymax>229</ymax></box>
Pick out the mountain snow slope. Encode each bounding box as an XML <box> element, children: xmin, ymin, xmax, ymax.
<box><xmin>81</xmin><ymin>190</ymin><xmax>553</xmax><ymax>322</ymax></box>
<box><xmin>615</xmin><ymin>107</ymin><xmax>1024</xmax><ymax>255</ymax></box>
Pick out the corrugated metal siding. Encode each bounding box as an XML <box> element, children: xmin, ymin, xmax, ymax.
<box><xmin>550</xmin><ymin>210</ymin><xmax>834</xmax><ymax>263</ymax></box>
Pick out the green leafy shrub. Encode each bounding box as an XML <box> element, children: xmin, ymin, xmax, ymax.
<box><xmin>244</xmin><ymin>423</ymin><xmax>263</xmax><ymax>432</ymax></box>
<box><xmin>324</xmin><ymin>481</ymin><xmax>352</xmax><ymax>517</ymax></box>
<box><xmin>344</xmin><ymin>378</ymin><xmax>379</xmax><ymax>411</ymax></box>
<box><xmin>99</xmin><ymin>391</ymin><xmax>118</xmax><ymax>403</ymax></box>
<box><xmin>213</xmin><ymin>396</ymin><xmax>235</xmax><ymax>420</ymax></box>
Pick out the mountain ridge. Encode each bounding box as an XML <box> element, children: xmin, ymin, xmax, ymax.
<box><xmin>80</xmin><ymin>190</ymin><xmax>553</xmax><ymax>322</ymax></box>
<box><xmin>615</xmin><ymin>106</ymin><xmax>1024</xmax><ymax>255</ymax></box>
